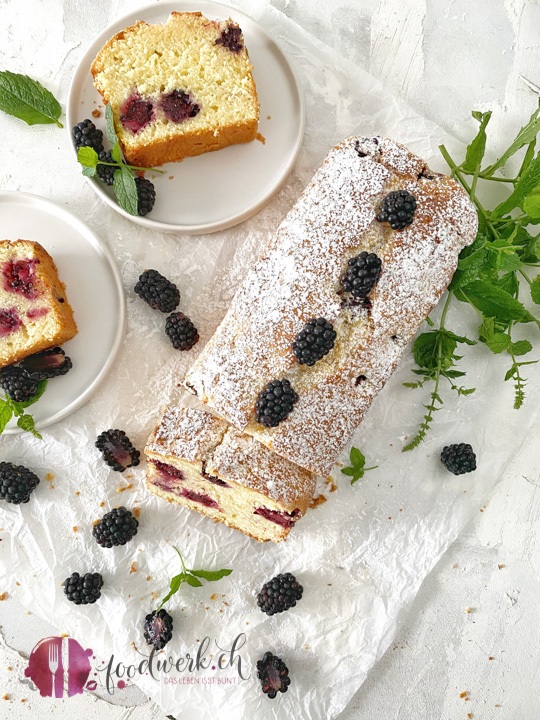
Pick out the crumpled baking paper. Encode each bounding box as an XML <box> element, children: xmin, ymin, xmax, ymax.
<box><xmin>1</xmin><ymin>1</ymin><xmax>539</xmax><ymax>718</ymax></box>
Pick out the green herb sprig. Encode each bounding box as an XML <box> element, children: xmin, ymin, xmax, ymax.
<box><xmin>77</xmin><ymin>104</ymin><xmax>165</xmax><ymax>216</ymax></box>
<box><xmin>341</xmin><ymin>447</ymin><xmax>378</xmax><ymax>485</ymax></box>
<box><xmin>0</xmin><ymin>71</ymin><xmax>63</xmax><ymax>127</ymax></box>
<box><xmin>0</xmin><ymin>380</ymin><xmax>47</xmax><ymax>439</ymax></box>
<box><xmin>157</xmin><ymin>546</ymin><xmax>232</xmax><ymax>610</ymax></box>
<box><xmin>404</xmin><ymin>105</ymin><xmax>540</xmax><ymax>451</ymax></box>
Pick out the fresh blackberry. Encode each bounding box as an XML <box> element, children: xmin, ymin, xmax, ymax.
<box><xmin>165</xmin><ymin>313</ymin><xmax>199</xmax><ymax>350</ymax></box>
<box><xmin>0</xmin><ymin>366</ymin><xmax>39</xmax><ymax>402</ymax></box>
<box><xmin>134</xmin><ymin>269</ymin><xmax>180</xmax><ymax>313</ymax></box>
<box><xmin>292</xmin><ymin>318</ymin><xmax>336</xmax><ymax>366</ymax></box>
<box><xmin>144</xmin><ymin>609</ymin><xmax>173</xmax><ymax>650</ymax></box>
<box><xmin>340</xmin><ymin>252</ymin><xmax>382</xmax><ymax>298</ymax></box>
<box><xmin>256</xmin><ymin>379</ymin><xmax>298</xmax><ymax>427</ymax></box>
<box><xmin>0</xmin><ymin>462</ymin><xmax>40</xmax><ymax>504</ymax></box>
<box><xmin>95</xmin><ymin>429</ymin><xmax>141</xmax><ymax>472</ymax></box>
<box><xmin>96</xmin><ymin>150</ymin><xmax>117</xmax><ymax>186</ymax></box>
<box><xmin>72</xmin><ymin>119</ymin><xmax>104</xmax><ymax>154</ymax></box>
<box><xmin>92</xmin><ymin>506</ymin><xmax>139</xmax><ymax>548</ymax></box>
<box><xmin>376</xmin><ymin>189</ymin><xmax>417</xmax><ymax>230</ymax></box>
<box><xmin>19</xmin><ymin>347</ymin><xmax>72</xmax><ymax>380</ymax></box>
<box><xmin>256</xmin><ymin>652</ymin><xmax>291</xmax><ymax>699</ymax></box>
<box><xmin>135</xmin><ymin>177</ymin><xmax>156</xmax><ymax>216</ymax></box>
<box><xmin>63</xmin><ymin>572</ymin><xmax>103</xmax><ymax>605</ymax></box>
<box><xmin>440</xmin><ymin>443</ymin><xmax>477</xmax><ymax>475</ymax></box>
<box><xmin>257</xmin><ymin>573</ymin><xmax>303</xmax><ymax>616</ymax></box>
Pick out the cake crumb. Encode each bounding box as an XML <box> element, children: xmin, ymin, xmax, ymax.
<box><xmin>452</xmin><ymin>563</ymin><xmax>459</xmax><ymax>569</ymax></box>
<box><xmin>2</xmin><ymin>694</ymin><xmax>9</xmax><ymax>700</ymax></box>
<box><xmin>46</xmin><ymin>473</ymin><xmax>54</xmax><ymax>481</ymax></box>
<box><xmin>75</xmin><ymin>491</ymin><xmax>80</xmax><ymax>496</ymax></box>
<box><xmin>467</xmin><ymin>714</ymin><xmax>473</xmax><ymax>719</ymax></box>
<box><xmin>266</xmin><ymin>115</ymin><xmax>271</xmax><ymax>120</ymax></box>
<box><xmin>7</xmin><ymin>667</ymin><xmax>12</xmax><ymax>671</ymax></box>
<box><xmin>146</xmin><ymin>575</ymin><xmax>151</xmax><ymax>581</ymax></box>
<box><xmin>116</xmin><ymin>483</ymin><xmax>133</xmax><ymax>493</ymax></box>
<box><xmin>100</xmin><ymin>501</ymin><xmax>105</xmax><ymax>507</ymax></box>
<box><xmin>489</xmin><ymin>656</ymin><xmax>494</xmax><ymax>660</ymax></box>
<box><xmin>310</xmin><ymin>494</ymin><xmax>327</xmax><ymax>508</ymax></box>
<box><xmin>92</xmin><ymin>109</ymin><xmax>101</xmax><ymax>118</ymax></box>
<box><xmin>498</xmin><ymin>564</ymin><xmax>505</xmax><ymax>569</ymax></box>
<box><xmin>130</xmin><ymin>562</ymin><xmax>137</xmax><ymax>574</ymax></box>
<box><xmin>459</xmin><ymin>691</ymin><xmax>468</xmax><ymax>698</ymax></box>
<box><xmin>0</xmin><ymin>592</ymin><xmax>8</xmax><ymax>601</ymax></box>
<box><xmin>73</xmin><ymin>526</ymin><xmax>78</xmax><ymax>533</ymax></box>
<box><xmin>21</xmin><ymin>699</ymin><xmax>26</xmax><ymax>703</ymax></box>
<box><xmin>169</xmin><ymin>175</ymin><xmax>175</xmax><ymax>180</ymax></box>
<box><xmin>91</xmin><ymin>519</ymin><xmax>100</xmax><ymax>526</ymax></box>
<box><xmin>61</xmin><ymin>633</ymin><xmax>69</xmax><ymax>638</ymax></box>
<box><xmin>465</xmin><ymin>607</ymin><xmax>473</xmax><ymax>614</ymax></box>
<box><xmin>133</xmin><ymin>507</ymin><xmax>141</xmax><ymax>518</ymax></box>
<box><xmin>210</xmin><ymin>593</ymin><xmax>217</xmax><ymax>601</ymax></box>
<box><xmin>256</xmin><ymin>132</ymin><xmax>266</xmax><ymax>145</ymax></box>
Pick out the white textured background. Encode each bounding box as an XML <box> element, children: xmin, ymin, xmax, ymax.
<box><xmin>1</xmin><ymin>0</ymin><xmax>539</xmax><ymax>718</ymax></box>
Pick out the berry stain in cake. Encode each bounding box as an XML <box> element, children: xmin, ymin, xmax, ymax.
<box><xmin>2</xmin><ymin>259</ymin><xmax>39</xmax><ymax>299</ymax></box>
<box><xmin>120</xmin><ymin>93</ymin><xmax>154</xmax><ymax>133</ymax></box>
<box><xmin>26</xmin><ymin>307</ymin><xmax>48</xmax><ymax>320</ymax></box>
<box><xmin>160</xmin><ymin>89</ymin><xmax>200</xmax><ymax>123</ymax></box>
<box><xmin>0</xmin><ymin>308</ymin><xmax>21</xmax><ymax>337</ymax></box>
<box><xmin>254</xmin><ymin>507</ymin><xmax>300</xmax><ymax>528</ymax></box>
<box><xmin>215</xmin><ymin>24</ymin><xmax>243</xmax><ymax>52</ymax></box>
<box><xmin>180</xmin><ymin>488</ymin><xmax>221</xmax><ymax>510</ymax></box>
<box><xmin>150</xmin><ymin>460</ymin><xmax>185</xmax><ymax>487</ymax></box>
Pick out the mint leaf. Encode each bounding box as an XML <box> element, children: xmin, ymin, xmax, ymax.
<box><xmin>111</xmin><ymin>141</ymin><xmax>123</xmax><ymax>163</ymax></box>
<box><xmin>82</xmin><ymin>165</ymin><xmax>97</xmax><ymax>178</ymax></box>
<box><xmin>16</xmin><ymin>413</ymin><xmax>42</xmax><ymax>439</ymax></box>
<box><xmin>493</xmin><ymin>153</ymin><xmax>540</xmax><ymax>217</ymax></box>
<box><xmin>113</xmin><ymin>166</ymin><xmax>138</xmax><ymax>216</ymax></box>
<box><xmin>159</xmin><ymin>574</ymin><xmax>186</xmax><ymax>608</ymax></box>
<box><xmin>0</xmin><ymin>70</ymin><xmax>62</xmax><ymax>127</ymax></box>
<box><xmin>462</xmin><ymin>110</ymin><xmax>492</xmax><ymax>173</ymax></box>
<box><xmin>341</xmin><ymin>446</ymin><xmax>377</xmax><ymax>485</ymax></box>
<box><xmin>0</xmin><ymin>401</ymin><xmax>14</xmax><ymax>434</ymax></box>
<box><xmin>105</xmin><ymin>102</ymin><xmax>117</xmax><ymax>144</ymax></box>
<box><xmin>523</xmin><ymin>194</ymin><xmax>540</xmax><ymax>220</ymax></box>
<box><xmin>158</xmin><ymin>547</ymin><xmax>233</xmax><ymax>609</ymax></box>
<box><xmin>484</xmin><ymin>104</ymin><xmax>540</xmax><ymax>178</ymax></box>
<box><xmin>497</xmin><ymin>272</ymin><xmax>519</xmax><ymax>296</ymax></box>
<box><xmin>77</xmin><ymin>146</ymin><xmax>99</xmax><ymax>168</ymax></box>
<box><xmin>459</xmin><ymin>280</ymin><xmax>535</xmax><ymax>324</ymax></box>
<box><xmin>449</xmin><ymin>247</ymin><xmax>489</xmax><ymax>289</ymax></box>
<box><xmin>531</xmin><ymin>276</ymin><xmax>540</xmax><ymax>304</ymax></box>
<box><xmin>184</xmin><ymin>575</ymin><xmax>203</xmax><ymax>588</ymax></box>
<box><xmin>510</xmin><ymin>340</ymin><xmax>533</xmax><ymax>356</ymax></box>
<box><xmin>349</xmin><ymin>446</ymin><xmax>365</xmax><ymax>467</ymax></box>
<box><xmin>190</xmin><ymin>568</ymin><xmax>233</xmax><ymax>582</ymax></box>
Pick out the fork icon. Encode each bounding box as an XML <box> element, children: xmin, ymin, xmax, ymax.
<box><xmin>48</xmin><ymin>641</ymin><xmax>60</xmax><ymax>698</ymax></box>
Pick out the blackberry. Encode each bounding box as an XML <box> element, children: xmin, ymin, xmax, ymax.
<box><xmin>376</xmin><ymin>189</ymin><xmax>417</xmax><ymax>230</ymax></box>
<box><xmin>256</xmin><ymin>379</ymin><xmax>298</xmax><ymax>428</ymax></box>
<box><xmin>72</xmin><ymin>119</ymin><xmax>104</xmax><ymax>154</ymax></box>
<box><xmin>340</xmin><ymin>252</ymin><xmax>382</xmax><ymax>298</ymax></box>
<box><xmin>440</xmin><ymin>443</ymin><xmax>477</xmax><ymax>475</ymax></box>
<box><xmin>95</xmin><ymin>429</ymin><xmax>141</xmax><ymax>472</ymax></box>
<box><xmin>165</xmin><ymin>313</ymin><xmax>199</xmax><ymax>350</ymax></box>
<box><xmin>19</xmin><ymin>347</ymin><xmax>72</xmax><ymax>380</ymax></box>
<box><xmin>96</xmin><ymin>150</ymin><xmax>117</xmax><ymax>186</ymax></box>
<box><xmin>257</xmin><ymin>573</ymin><xmax>303</xmax><ymax>616</ymax></box>
<box><xmin>215</xmin><ymin>24</ymin><xmax>244</xmax><ymax>53</ymax></box>
<box><xmin>135</xmin><ymin>177</ymin><xmax>156</xmax><ymax>216</ymax></box>
<box><xmin>292</xmin><ymin>318</ymin><xmax>336</xmax><ymax>366</ymax></box>
<box><xmin>144</xmin><ymin>609</ymin><xmax>173</xmax><ymax>650</ymax></box>
<box><xmin>256</xmin><ymin>652</ymin><xmax>291</xmax><ymax>699</ymax></box>
<box><xmin>134</xmin><ymin>269</ymin><xmax>180</xmax><ymax>313</ymax></box>
<box><xmin>0</xmin><ymin>366</ymin><xmax>39</xmax><ymax>402</ymax></box>
<box><xmin>92</xmin><ymin>506</ymin><xmax>139</xmax><ymax>548</ymax></box>
<box><xmin>64</xmin><ymin>572</ymin><xmax>103</xmax><ymax>605</ymax></box>
<box><xmin>0</xmin><ymin>462</ymin><xmax>40</xmax><ymax>504</ymax></box>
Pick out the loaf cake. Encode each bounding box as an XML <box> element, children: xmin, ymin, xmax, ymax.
<box><xmin>184</xmin><ymin>136</ymin><xmax>478</xmax><ymax>476</ymax></box>
<box><xmin>91</xmin><ymin>12</ymin><xmax>259</xmax><ymax>167</ymax></box>
<box><xmin>145</xmin><ymin>404</ymin><xmax>316</xmax><ymax>543</ymax></box>
<box><xmin>0</xmin><ymin>240</ymin><xmax>77</xmax><ymax>368</ymax></box>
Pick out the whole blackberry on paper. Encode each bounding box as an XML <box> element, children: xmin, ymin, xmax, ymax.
<box><xmin>64</xmin><ymin>572</ymin><xmax>103</xmax><ymax>605</ymax></box>
<box><xmin>0</xmin><ymin>462</ymin><xmax>40</xmax><ymax>504</ymax></box>
<box><xmin>256</xmin><ymin>652</ymin><xmax>291</xmax><ymax>699</ymax></box>
<box><xmin>95</xmin><ymin>429</ymin><xmax>141</xmax><ymax>472</ymax></box>
<box><xmin>92</xmin><ymin>506</ymin><xmax>139</xmax><ymax>548</ymax></box>
<box><xmin>257</xmin><ymin>573</ymin><xmax>303</xmax><ymax>615</ymax></box>
<box><xmin>441</xmin><ymin>443</ymin><xmax>477</xmax><ymax>475</ymax></box>
<box><xmin>134</xmin><ymin>269</ymin><xmax>180</xmax><ymax>313</ymax></box>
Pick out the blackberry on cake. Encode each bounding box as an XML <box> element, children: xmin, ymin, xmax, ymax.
<box><xmin>72</xmin><ymin>119</ymin><xmax>104</xmax><ymax>154</ymax></box>
<box><xmin>257</xmin><ymin>573</ymin><xmax>303</xmax><ymax>615</ymax></box>
<box><xmin>19</xmin><ymin>346</ymin><xmax>72</xmax><ymax>380</ymax></box>
<box><xmin>90</xmin><ymin>12</ymin><xmax>259</xmax><ymax>167</ymax></box>
<box><xmin>0</xmin><ymin>462</ymin><xmax>40</xmax><ymax>504</ymax></box>
<box><xmin>135</xmin><ymin>177</ymin><xmax>156</xmax><ymax>216</ymax></box>
<box><xmin>376</xmin><ymin>189</ymin><xmax>417</xmax><ymax>230</ymax></box>
<box><xmin>256</xmin><ymin>379</ymin><xmax>298</xmax><ymax>428</ymax></box>
<box><xmin>0</xmin><ymin>366</ymin><xmax>39</xmax><ymax>402</ymax></box>
<box><xmin>256</xmin><ymin>652</ymin><xmax>291</xmax><ymax>699</ymax></box>
<box><xmin>63</xmin><ymin>572</ymin><xmax>103</xmax><ymax>605</ymax></box>
<box><xmin>165</xmin><ymin>313</ymin><xmax>199</xmax><ymax>350</ymax></box>
<box><xmin>144</xmin><ymin>608</ymin><xmax>173</xmax><ymax>650</ymax></box>
<box><xmin>92</xmin><ymin>506</ymin><xmax>139</xmax><ymax>548</ymax></box>
<box><xmin>441</xmin><ymin>443</ymin><xmax>477</xmax><ymax>475</ymax></box>
<box><xmin>292</xmin><ymin>318</ymin><xmax>336</xmax><ymax>366</ymax></box>
<box><xmin>340</xmin><ymin>252</ymin><xmax>382</xmax><ymax>298</ymax></box>
<box><xmin>95</xmin><ymin>429</ymin><xmax>141</xmax><ymax>472</ymax></box>
<box><xmin>134</xmin><ymin>269</ymin><xmax>180</xmax><ymax>313</ymax></box>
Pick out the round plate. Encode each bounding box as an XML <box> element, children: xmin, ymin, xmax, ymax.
<box><xmin>0</xmin><ymin>192</ymin><xmax>126</xmax><ymax>433</ymax></box>
<box><xmin>66</xmin><ymin>0</ymin><xmax>304</xmax><ymax>234</ymax></box>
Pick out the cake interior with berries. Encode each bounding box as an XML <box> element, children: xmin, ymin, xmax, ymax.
<box><xmin>0</xmin><ymin>240</ymin><xmax>77</xmax><ymax>368</ymax></box>
<box><xmin>91</xmin><ymin>11</ymin><xmax>259</xmax><ymax>167</ymax></box>
<box><xmin>145</xmin><ymin>404</ymin><xmax>315</xmax><ymax>543</ymax></box>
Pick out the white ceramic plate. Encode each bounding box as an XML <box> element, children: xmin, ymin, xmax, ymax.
<box><xmin>66</xmin><ymin>0</ymin><xmax>304</xmax><ymax>234</ymax></box>
<box><xmin>0</xmin><ymin>192</ymin><xmax>126</xmax><ymax>433</ymax></box>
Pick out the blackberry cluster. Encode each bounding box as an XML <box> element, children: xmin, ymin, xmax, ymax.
<box><xmin>134</xmin><ymin>269</ymin><xmax>180</xmax><ymax>313</ymax></box>
<box><xmin>256</xmin><ymin>652</ymin><xmax>291</xmax><ymax>699</ymax></box>
<box><xmin>440</xmin><ymin>443</ymin><xmax>477</xmax><ymax>475</ymax></box>
<box><xmin>64</xmin><ymin>572</ymin><xmax>103</xmax><ymax>605</ymax></box>
<box><xmin>0</xmin><ymin>462</ymin><xmax>40</xmax><ymax>504</ymax></box>
<box><xmin>95</xmin><ymin>429</ymin><xmax>141</xmax><ymax>472</ymax></box>
<box><xmin>20</xmin><ymin>347</ymin><xmax>72</xmax><ymax>380</ymax></box>
<box><xmin>135</xmin><ymin>177</ymin><xmax>156</xmax><ymax>216</ymax></box>
<box><xmin>165</xmin><ymin>313</ymin><xmax>199</xmax><ymax>350</ymax></box>
<box><xmin>144</xmin><ymin>609</ymin><xmax>174</xmax><ymax>650</ymax></box>
<box><xmin>340</xmin><ymin>252</ymin><xmax>382</xmax><ymax>298</ymax></box>
<box><xmin>257</xmin><ymin>573</ymin><xmax>303</xmax><ymax>616</ymax></box>
<box><xmin>256</xmin><ymin>379</ymin><xmax>298</xmax><ymax>428</ymax></box>
<box><xmin>376</xmin><ymin>190</ymin><xmax>417</xmax><ymax>230</ymax></box>
<box><xmin>0</xmin><ymin>366</ymin><xmax>39</xmax><ymax>402</ymax></box>
<box><xmin>72</xmin><ymin>119</ymin><xmax>104</xmax><ymax>154</ymax></box>
<box><xmin>292</xmin><ymin>318</ymin><xmax>336</xmax><ymax>366</ymax></box>
<box><xmin>96</xmin><ymin>150</ymin><xmax>117</xmax><ymax>186</ymax></box>
<box><xmin>92</xmin><ymin>507</ymin><xmax>139</xmax><ymax>548</ymax></box>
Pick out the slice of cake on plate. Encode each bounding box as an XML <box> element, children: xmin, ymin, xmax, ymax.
<box><xmin>0</xmin><ymin>240</ymin><xmax>77</xmax><ymax>368</ymax></box>
<box><xmin>91</xmin><ymin>11</ymin><xmax>260</xmax><ymax>167</ymax></box>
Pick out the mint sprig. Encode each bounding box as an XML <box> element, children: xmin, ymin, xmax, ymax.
<box><xmin>404</xmin><ymin>105</ymin><xmax>540</xmax><ymax>449</ymax></box>
<box><xmin>341</xmin><ymin>447</ymin><xmax>378</xmax><ymax>485</ymax></box>
<box><xmin>0</xmin><ymin>379</ymin><xmax>47</xmax><ymax>439</ymax></box>
<box><xmin>157</xmin><ymin>547</ymin><xmax>232</xmax><ymax>610</ymax></box>
<box><xmin>0</xmin><ymin>71</ymin><xmax>63</xmax><ymax>127</ymax></box>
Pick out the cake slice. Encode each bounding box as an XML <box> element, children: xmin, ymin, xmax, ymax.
<box><xmin>91</xmin><ymin>11</ymin><xmax>259</xmax><ymax>167</ymax></box>
<box><xmin>145</xmin><ymin>405</ymin><xmax>315</xmax><ymax>543</ymax></box>
<box><xmin>0</xmin><ymin>240</ymin><xmax>77</xmax><ymax>368</ymax></box>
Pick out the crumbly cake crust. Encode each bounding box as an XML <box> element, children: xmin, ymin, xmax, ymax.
<box><xmin>184</xmin><ymin>136</ymin><xmax>478</xmax><ymax>475</ymax></box>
